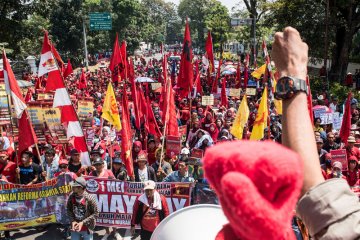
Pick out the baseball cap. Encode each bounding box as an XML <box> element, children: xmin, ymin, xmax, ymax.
<box><xmin>92</xmin><ymin>158</ymin><xmax>104</xmax><ymax>165</ymax></box>
<box><xmin>316</xmin><ymin>138</ymin><xmax>323</xmax><ymax>143</ymax></box>
<box><xmin>113</xmin><ymin>158</ymin><xmax>123</xmax><ymax>164</ymax></box>
<box><xmin>181</xmin><ymin>148</ymin><xmax>190</xmax><ymax>155</ymax></box>
<box><xmin>90</xmin><ymin>149</ymin><xmax>100</xmax><ymax>155</ymax></box>
<box><xmin>0</xmin><ymin>150</ymin><xmax>8</xmax><ymax>156</ymax></box>
<box><xmin>70</xmin><ymin>149</ymin><xmax>80</xmax><ymax>155</ymax></box>
<box><xmin>137</xmin><ymin>151</ymin><xmax>148</xmax><ymax>162</ymax></box>
<box><xmin>348</xmin><ymin>136</ymin><xmax>356</xmax><ymax>143</ymax></box>
<box><xmin>71</xmin><ymin>177</ymin><xmax>86</xmax><ymax>188</ymax></box>
<box><xmin>59</xmin><ymin>159</ymin><xmax>69</xmax><ymax>165</ymax></box>
<box><xmin>143</xmin><ymin>180</ymin><xmax>156</xmax><ymax>190</ymax></box>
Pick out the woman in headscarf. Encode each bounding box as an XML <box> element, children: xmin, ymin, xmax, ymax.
<box><xmin>194</xmin><ymin>134</ymin><xmax>214</xmax><ymax>152</ymax></box>
<box><xmin>208</xmin><ymin>123</ymin><xmax>219</xmax><ymax>143</ymax></box>
<box><xmin>202</xmin><ymin>111</ymin><xmax>214</xmax><ymax>132</ymax></box>
<box><xmin>132</xmin><ymin>141</ymin><xmax>143</xmax><ymax>163</ymax></box>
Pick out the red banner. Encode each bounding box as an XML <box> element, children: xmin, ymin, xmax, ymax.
<box><xmin>84</xmin><ymin>177</ymin><xmax>192</xmax><ymax>227</ymax></box>
<box><xmin>330</xmin><ymin>149</ymin><xmax>348</xmax><ymax>171</ymax></box>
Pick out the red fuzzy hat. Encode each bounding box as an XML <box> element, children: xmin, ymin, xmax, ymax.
<box><xmin>203</xmin><ymin>141</ymin><xmax>303</xmax><ymax>240</ymax></box>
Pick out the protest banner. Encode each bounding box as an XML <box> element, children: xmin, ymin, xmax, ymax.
<box><xmin>77</xmin><ymin>100</ymin><xmax>94</xmax><ymax>120</ymax></box>
<box><xmin>85</xmin><ymin>128</ymin><xmax>95</xmax><ymax>147</ymax></box>
<box><xmin>313</xmin><ymin>107</ymin><xmax>327</xmax><ymax>118</ymax></box>
<box><xmin>319</xmin><ymin>112</ymin><xmax>333</xmax><ymax>124</ymax></box>
<box><xmin>166</xmin><ymin>135</ymin><xmax>181</xmax><ymax>158</ymax></box>
<box><xmin>0</xmin><ymin>174</ymin><xmax>73</xmax><ymax>231</ymax></box>
<box><xmin>201</xmin><ymin>95</ymin><xmax>214</xmax><ymax>106</ymax></box>
<box><xmin>229</xmin><ymin>88</ymin><xmax>241</xmax><ymax>97</ymax></box>
<box><xmin>84</xmin><ymin>177</ymin><xmax>192</xmax><ymax>227</ymax></box>
<box><xmin>330</xmin><ymin>149</ymin><xmax>348</xmax><ymax>171</ymax></box>
<box><xmin>28</xmin><ymin>106</ymin><xmax>45</xmax><ymax>125</ymax></box>
<box><xmin>191</xmin><ymin>149</ymin><xmax>204</xmax><ymax>159</ymax></box>
<box><xmin>151</xmin><ymin>83</ymin><xmax>162</xmax><ymax>90</ymax></box>
<box><xmin>179</xmin><ymin>125</ymin><xmax>187</xmax><ymax>143</ymax></box>
<box><xmin>37</xmin><ymin>93</ymin><xmax>54</xmax><ymax>101</ymax></box>
<box><xmin>245</xmin><ymin>88</ymin><xmax>256</xmax><ymax>96</ymax></box>
<box><xmin>332</xmin><ymin>112</ymin><xmax>342</xmax><ymax>130</ymax></box>
<box><xmin>43</xmin><ymin>107</ymin><xmax>67</xmax><ymax>143</ymax></box>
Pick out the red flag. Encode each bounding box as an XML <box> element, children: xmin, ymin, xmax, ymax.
<box><xmin>177</xmin><ymin>19</ymin><xmax>194</xmax><ymax>98</ymax></box>
<box><xmin>340</xmin><ymin>92</ymin><xmax>352</xmax><ymax>144</ymax></box>
<box><xmin>138</xmin><ymin>88</ymin><xmax>149</xmax><ymax>130</ymax></box>
<box><xmin>221</xmin><ymin>77</ymin><xmax>228</xmax><ymax>107</ymax></box>
<box><xmin>243</xmin><ymin>54</ymin><xmax>250</xmax><ymax>89</ymax></box>
<box><xmin>109</xmin><ymin>33</ymin><xmax>123</xmax><ymax>83</ymax></box>
<box><xmin>121</xmin><ymin>90</ymin><xmax>134</xmax><ymax>177</ymax></box>
<box><xmin>129</xmin><ymin>59</ymin><xmax>141</xmax><ymax>129</ymax></box>
<box><xmin>78</xmin><ymin>69</ymin><xmax>87</xmax><ymax>90</ymax></box>
<box><xmin>194</xmin><ymin>60</ymin><xmax>202</xmax><ymax>96</ymax></box>
<box><xmin>24</xmin><ymin>88</ymin><xmax>33</xmax><ymax>103</ymax></box>
<box><xmin>212</xmin><ymin>59</ymin><xmax>222</xmax><ymax>93</ymax></box>
<box><xmin>120</xmin><ymin>41</ymin><xmax>128</xmax><ymax>80</ymax></box>
<box><xmin>3</xmin><ymin>50</ymin><xmax>37</xmax><ymax>154</ymax></box>
<box><xmin>146</xmin><ymin>97</ymin><xmax>162</xmax><ymax>137</ymax></box>
<box><xmin>35</xmin><ymin>77</ymin><xmax>42</xmax><ymax>90</ymax></box>
<box><xmin>51</xmin><ymin>44</ymin><xmax>64</xmax><ymax>71</ymax></box>
<box><xmin>235</xmin><ymin>58</ymin><xmax>241</xmax><ymax>88</ymax></box>
<box><xmin>63</xmin><ymin>59</ymin><xmax>73</xmax><ymax>79</ymax></box>
<box><xmin>165</xmin><ymin>80</ymin><xmax>179</xmax><ymax>136</ymax></box>
<box><xmin>205</xmin><ymin>31</ymin><xmax>215</xmax><ymax>77</ymax></box>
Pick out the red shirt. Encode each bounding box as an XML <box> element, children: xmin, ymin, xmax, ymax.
<box><xmin>0</xmin><ymin>161</ymin><xmax>16</xmax><ymax>183</ymax></box>
<box><xmin>89</xmin><ymin>169</ymin><xmax>114</xmax><ymax>178</ymax></box>
<box><xmin>347</xmin><ymin>170</ymin><xmax>359</xmax><ymax>186</ymax></box>
<box><xmin>346</xmin><ymin>146</ymin><xmax>360</xmax><ymax>160</ymax></box>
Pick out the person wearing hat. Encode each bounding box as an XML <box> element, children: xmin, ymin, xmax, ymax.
<box><xmin>163</xmin><ymin>158</ymin><xmax>194</xmax><ymax>183</ymax></box>
<box><xmin>89</xmin><ymin>158</ymin><xmax>114</xmax><ymax>178</ymax></box>
<box><xmin>130</xmin><ymin>180</ymin><xmax>169</xmax><ymax>240</ymax></box>
<box><xmin>0</xmin><ymin>150</ymin><xmax>16</xmax><ymax>183</ymax></box>
<box><xmin>315</xmin><ymin>137</ymin><xmax>328</xmax><ymax>165</ymax></box>
<box><xmin>328</xmin><ymin>161</ymin><xmax>347</xmax><ymax>180</ymax></box>
<box><xmin>346</xmin><ymin>136</ymin><xmax>360</xmax><ymax>160</ymax></box>
<box><xmin>40</xmin><ymin>144</ymin><xmax>59</xmax><ymax>166</ymax></box>
<box><xmin>111</xmin><ymin>157</ymin><xmax>128</xmax><ymax>181</ymax></box>
<box><xmin>67</xmin><ymin>177</ymin><xmax>98</xmax><ymax>240</ymax></box>
<box><xmin>16</xmin><ymin>151</ymin><xmax>42</xmax><ymax>185</ymax></box>
<box><xmin>147</xmin><ymin>138</ymin><xmax>157</xmax><ymax>166</ymax></box>
<box><xmin>134</xmin><ymin>151</ymin><xmax>157</xmax><ymax>182</ymax></box>
<box><xmin>151</xmin><ymin>148</ymin><xmax>172</xmax><ymax>182</ymax></box>
<box><xmin>68</xmin><ymin>149</ymin><xmax>87</xmax><ymax>177</ymax></box>
<box><xmin>54</xmin><ymin>159</ymin><xmax>77</xmax><ymax>179</ymax></box>
<box><xmin>347</xmin><ymin>156</ymin><xmax>359</xmax><ymax>186</ymax></box>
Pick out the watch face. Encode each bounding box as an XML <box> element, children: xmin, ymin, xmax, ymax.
<box><xmin>275</xmin><ymin>77</ymin><xmax>294</xmax><ymax>99</ymax></box>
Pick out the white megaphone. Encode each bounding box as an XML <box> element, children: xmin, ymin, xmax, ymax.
<box><xmin>151</xmin><ymin>204</ymin><xmax>229</xmax><ymax>240</ymax></box>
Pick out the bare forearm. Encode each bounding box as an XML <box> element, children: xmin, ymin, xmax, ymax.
<box><xmin>282</xmin><ymin>93</ymin><xmax>324</xmax><ymax>196</ymax></box>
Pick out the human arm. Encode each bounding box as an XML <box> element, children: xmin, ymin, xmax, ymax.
<box><xmin>272</xmin><ymin>27</ymin><xmax>324</xmax><ymax>196</ymax></box>
<box><xmin>81</xmin><ymin>194</ymin><xmax>99</xmax><ymax>230</ymax></box>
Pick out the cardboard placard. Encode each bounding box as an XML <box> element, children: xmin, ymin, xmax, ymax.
<box><xmin>201</xmin><ymin>95</ymin><xmax>214</xmax><ymax>106</ymax></box>
<box><xmin>28</xmin><ymin>106</ymin><xmax>45</xmax><ymax>125</ymax></box>
<box><xmin>166</xmin><ymin>135</ymin><xmax>181</xmax><ymax>158</ymax></box>
<box><xmin>313</xmin><ymin>107</ymin><xmax>327</xmax><ymax>118</ymax></box>
<box><xmin>332</xmin><ymin>112</ymin><xmax>342</xmax><ymax>130</ymax></box>
<box><xmin>37</xmin><ymin>93</ymin><xmax>53</xmax><ymax>100</ymax></box>
<box><xmin>151</xmin><ymin>83</ymin><xmax>162</xmax><ymax>90</ymax></box>
<box><xmin>319</xmin><ymin>112</ymin><xmax>333</xmax><ymax>124</ymax></box>
<box><xmin>245</xmin><ymin>88</ymin><xmax>256</xmax><ymax>96</ymax></box>
<box><xmin>77</xmin><ymin>100</ymin><xmax>94</xmax><ymax>120</ymax></box>
<box><xmin>229</xmin><ymin>88</ymin><xmax>241</xmax><ymax>97</ymax></box>
<box><xmin>330</xmin><ymin>149</ymin><xmax>348</xmax><ymax>171</ymax></box>
<box><xmin>179</xmin><ymin>125</ymin><xmax>187</xmax><ymax>142</ymax></box>
<box><xmin>191</xmin><ymin>149</ymin><xmax>204</xmax><ymax>159</ymax></box>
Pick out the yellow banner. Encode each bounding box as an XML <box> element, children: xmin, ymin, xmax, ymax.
<box><xmin>78</xmin><ymin>100</ymin><xmax>94</xmax><ymax>120</ymax></box>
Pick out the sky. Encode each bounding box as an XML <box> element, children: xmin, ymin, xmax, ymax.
<box><xmin>165</xmin><ymin>0</ymin><xmax>240</xmax><ymax>12</ymax></box>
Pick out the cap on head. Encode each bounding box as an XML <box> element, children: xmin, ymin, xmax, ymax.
<box><xmin>332</xmin><ymin>161</ymin><xmax>342</xmax><ymax>170</ymax></box>
<box><xmin>181</xmin><ymin>148</ymin><xmax>190</xmax><ymax>155</ymax></box>
<box><xmin>113</xmin><ymin>158</ymin><xmax>123</xmax><ymax>164</ymax></box>
<box><xmin>92</xmin><ymin>157</ymin><xmax>104</xmax><ymax>166</ymax></box>
<box><xmin>71</xmin><ymin>177</ymin><xmax>86</xmax><ymax>188</ymax></box>
<box><xmin>143</xmin><ymin>180</ymin><xmax>156</xmax><ymax>190</ymax></box>
<box><xmin>0</xmin><ymin>150</ymin><xmax>8</xmax><ymax>157</ymax></box>
<box><xmin>348</xmin><ymin>136</ymin><xmax>356</xmax><ymax>143</ymax></box>
<box><xmin>59</xmin><ymin>159</ymin><xmax>69</xmax><ymax>165</ymax></box>
<box><xmin>316</xmin><ymin>138</ymin><xmax>323</xmax><ymax>144</ymax></box>
<box><xmin>70</xmin><ymin>149</ymin><xmax>80</xmax><ymax>155</ymax></box>
<box><xmin>137</xmin><ymin>151</ymin><xmax>148</xmax><ymax>162</ymax></box>
<box><xmin>349</xmin><ymin>156</ymin><xmax>358</xmax><ymax>162</ymax></box>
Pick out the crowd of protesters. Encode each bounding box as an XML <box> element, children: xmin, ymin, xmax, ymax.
<box><xmin>0</xmin><ymin>39</ymin><xmax>360</xmax><ymax>240</ymax></box>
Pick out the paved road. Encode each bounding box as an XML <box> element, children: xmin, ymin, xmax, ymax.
<box><xmin>6</xmin><ymin>224</ymin><xmax>140</xmax><ymax>240</ymax></box>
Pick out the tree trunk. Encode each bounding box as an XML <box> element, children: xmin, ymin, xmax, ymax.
<box><xmin>329</xmin><ymin>26</ymin><xmax>355</xmax><ymax>83</ymax></box>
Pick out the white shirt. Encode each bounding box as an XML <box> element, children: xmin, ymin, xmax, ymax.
<box><xmin>138</xmin><ymin>167</ymin><xmax>148</xmax><ymax>182</ymax></box>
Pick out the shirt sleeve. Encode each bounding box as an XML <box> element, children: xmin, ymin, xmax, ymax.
<box><xmin>131</xmin><ymin>199</ymin><xmax>140</xmax><ymax>226</ymax></box>
<box><xmin>296</xmin><ymin>178</ymin><xmax>360</xmax><ymax>239</ymax></box>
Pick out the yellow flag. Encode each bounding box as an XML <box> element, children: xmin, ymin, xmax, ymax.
<box><xmin>250</xmin><ymin>87</ymin><xmax>268</xmax><ymax>140</ymax></box>
<box><xmin>230</xmin><ymin>94</ymin><xmax>250</xmax><ymax>139</ymax></box>
<box><xmin>102</xmin><ymin>83</ymin><xmax>122</xmax><ymax>131</ymax></box>
<box><xmin>251</xmin><ymin>64</ymin><xmax>267</xmax><ymax>79</ymax></box>
<box><xmin>274</xmin><ymin>99</ymin><xmax>283</xmax><ymax>115</ymax></box>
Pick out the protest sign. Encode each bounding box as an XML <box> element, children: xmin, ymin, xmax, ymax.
<box><xmin>77</xmin><ymin>100</ymin><xmax>94</xmax><ymax>120</ymax></box>
<box><xmin>319</xmin><ymin>112</ymin><xmax>333</xmax><ymax>124</ymax></box>
<box><xmin>0</xmin><ymin>174</ymin><xmax>73</xmax><ymax>231</ymax></box>
<box><xmin>28</xmin><ymin>106</ymin><xmax>45</xmax><ymax>125</ymax></box>
<box><xmin>179</xmin><ymin>125</ymin><xmax>187</xmax><ymax>143</ymax></box>
<box><xmin>151</xmin><ymin>83</ymin><xmax>162</xmax><ymax>90</ymax></box>
<box><xmin>166</xmin><ymin>135</ymin><xmax>181</xmax><ymax>158</ymax></box>
<box><xmin>332</xmin><ymin>112</ymin><xmax>342</xmax><ymax>130</ymax></box>
<box><xmin>37</xmin><ymin>93</ymin><xmax>54</xmax><ymax>101</ymax></box>
<box><xmin>84</xmin><ymin>178</ymin><xmax>192</xmax><ymax>227</ymax></box>
<box><xmin>229</xmin><ymin>88</ymin><xmax>241</xmax><ymax>97</ymax></box>
<box><xmin>313</xmin><ymin>107</ymin><xmax>327</xmax><ymax>118</ymax></box>
<box><xmin>201</xmin><ymin>95</ymin><xmax>214</xmax><ymax>106</ymax></box>
<box><xmin>191</xmin><ymin>149</ymin><xmax>204</xmax><ymax>159</ymax></box>
<box><xmin>330</xmin><ymin>149</ymin><xmax>348</xmax><ymax>171</ymax></box>
<box><xmin>245</xmin><ymin>88</ymin><xmax>256</xmax><ymax>96</ymax></box>
<box><xmin>43</xmin><ymin>107</ymin><xmax>67</xmax><ymax>143</ymax></box>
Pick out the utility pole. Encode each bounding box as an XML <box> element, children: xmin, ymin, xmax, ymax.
<box><xmin>82</xmin><ymin>17</ymin><xmax>89</xmax><ymax>70</ymax></box>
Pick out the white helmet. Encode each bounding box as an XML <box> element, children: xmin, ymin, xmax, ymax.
<box><xmin>151</xmin><ymin>204</ymin><xmax>228</xmax><ymax>240</ymax></box>
<box><xmin>180</xmin><ymin>148</ymin><xmax>190</xmax><ymax>155</ymax></box>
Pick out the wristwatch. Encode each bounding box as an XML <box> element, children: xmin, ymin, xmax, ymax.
<box><xmin>274</xmin><ymin>76</ymin><xmax>308</xmax><ymax>100</ymax></box>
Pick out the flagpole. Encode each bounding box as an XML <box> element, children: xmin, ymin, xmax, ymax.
<box><xmin>159</xmin><ymin>78</ymin><xmax>171</xmax><ymax>169</ymax></box>
<box><xmin>6</xmin><ymin>96</ymin><xmax>19</xmax><ymax>171</ymax></box>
